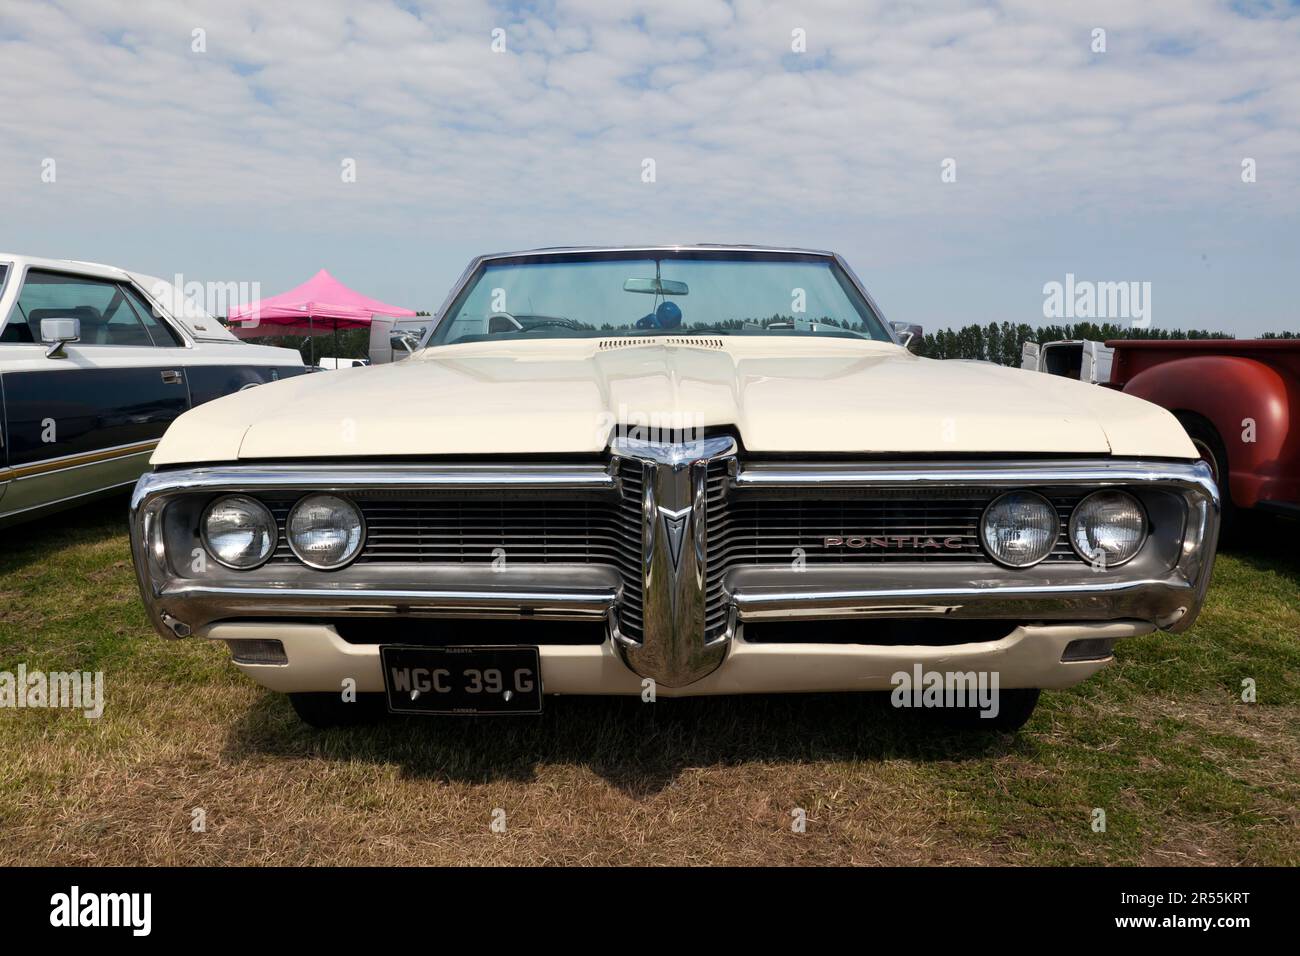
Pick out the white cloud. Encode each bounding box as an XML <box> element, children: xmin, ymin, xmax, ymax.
<box><xmin>0</xmin><ymin>0</ymin><xmax>1297</xmax><ymax>331</ymax></box>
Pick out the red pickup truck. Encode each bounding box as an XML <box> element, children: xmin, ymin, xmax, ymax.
<box><xmin>1107</xmin><ymin>339</ymin><xmax>1300</xmax><ymax>526</ymax></box>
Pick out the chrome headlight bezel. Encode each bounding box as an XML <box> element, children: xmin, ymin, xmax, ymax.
<box><xmin>200</xmin><ymin>494</ymin><xmax>277</xmax><ymax>570</ymax></box>
<box><xmin>979</xmin><ymin>490</ymin><xmax>1059</xmax><ymax>569</ymax></box>
<box><xmin>285</xmin><ymin>493</ymin><xmax>366</xmax><ymax>570</ymax></box>
<box><xmin>1068</xmin><ymin>489</ymin><xmax>1148</xmax><ymax>568</ymax></box>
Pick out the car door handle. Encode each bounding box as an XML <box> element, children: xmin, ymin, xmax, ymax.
<box><xmin>161</xmin><ymin>370</ymin><xmax>184</xmax><ymax>385</ymax></box>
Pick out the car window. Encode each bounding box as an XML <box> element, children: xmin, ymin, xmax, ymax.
<box><xmin>430</xmin><ymin>253</ymin><xmax>891</xmax><ymax>345</ymax></box>
<box><xmin>7</xmin><ymin>270</ymin><xmax>159</xmax><ymax>347</ymax></box>
<box><xmin>122</xmin><ymin>284</ymin><xmax>184</xmax><ymax>346</ymax></box>
<box><xmin>0</xmin><ymin>263</ymin><xmax>29</xmax><ymax>342</ymax></box>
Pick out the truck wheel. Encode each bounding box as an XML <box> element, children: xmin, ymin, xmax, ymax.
<box><xmin>938</xmin><ymin>688</ymin><xmax>1040</xmax><ymax>732</ymax></box>
<box><xmin>1174</xmin><ymin>413</ymin><xmax>1234</xmax><ymax>536</ymax></box>
<box><xmin>288</xmin><ymin>692</ymin><xmax>386</xmax><ymax>728</ymax></box>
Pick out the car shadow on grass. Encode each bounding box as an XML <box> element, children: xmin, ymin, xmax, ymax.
<box><xmin>0</xmin><ymin>495</ymin><xmax>130</xmax><ymax>574</ymax></box>
<box><xmin>224</xmin><ymin>689</ymin><xmax>1037</xmax><ymax>797</ymax></box>
<box><xmin>1221</xmin><ymin>513</ymin><xmax>1300</xmax><ymax>586</ymax></box>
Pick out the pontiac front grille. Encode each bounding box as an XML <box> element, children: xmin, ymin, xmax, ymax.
<box><xmin>131</xmin><ymin>458</ymin><xmax>1221</xmax><ymax>682</ymax></box>
<box><xmin>264</xmin><ymin>493</ymin><xmax>627</xmax><ymax>565</ymax></box>
<box><xmin>262</xmin><ymin>472</ymin><xmax>1084</xmax><ymax>639</ymax></box>
<box><xmin>708</xmin><ymin>491</ymin><xmax>1083</xmax><ymax>567</ymax></box>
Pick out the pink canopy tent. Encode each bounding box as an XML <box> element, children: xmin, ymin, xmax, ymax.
<box><xmin>226</xmin><ymin>269</ymin><xmax>417</xmax><ymax>363</ymax></box>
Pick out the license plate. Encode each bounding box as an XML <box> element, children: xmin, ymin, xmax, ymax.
<box><xmin>380</xmin><ymin>645</ymin><xmax>543</xmax><ymax>715</ymax></box>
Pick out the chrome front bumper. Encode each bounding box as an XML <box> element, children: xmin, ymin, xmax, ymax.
<box><xmin>130</xmin><ymin>456</ymin><xmax>1219</xmax><ymax>689</ymax></box>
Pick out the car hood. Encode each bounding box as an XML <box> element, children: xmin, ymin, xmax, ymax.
<box><xmin>152</xmin><ymin>337</ymin><xmax>1197</xmax><ymax>464</ymax></box>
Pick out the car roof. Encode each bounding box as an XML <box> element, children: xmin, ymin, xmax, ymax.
<box><xmin>0</xmin><ymin>253</ymin><xmax>134</xmax><ymax>280</ymax></box>
<box><xmin>0</xmin><ymin>255</ymin><xmax>248</xmax><ymax>344</ymax></box>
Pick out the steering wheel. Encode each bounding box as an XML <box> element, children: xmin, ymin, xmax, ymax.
<box><xmin>517</xmin><ymin>319</ymin><xmax>581</xmax><ymax>333</ymax></box>
<box><xmin>486</xmin><ymin>311</ymin><xmax>522</xmax><ymax>334</ymax></box>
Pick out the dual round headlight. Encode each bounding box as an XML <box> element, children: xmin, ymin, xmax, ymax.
<box><xmin>980</xmin><ymin>489</ymin><xmax>1146</xmax><ymax>569</ymax></box>
<box><xmin>980</xmin><ymin>492</ymin><xmax>1059</xmax><ymax>568</ymax></box>
<box><xmin>1068</xmin><ymin>490</ymin><xmax>1147</xmax><ymax>568</ymax></box>
<box><xmin>285</xmin><ymin>494</ymin><xmax>366</xmax><ymax>569</ymax></box>
<box><xmin>200</xmin><ymin>495</ymin><xmax>277</xmax><ymax>570</ymax></box>
<box><xmin>201</xmin><ymin>493</ymin><xmax>364</xmax><ymax>571</ymax></box>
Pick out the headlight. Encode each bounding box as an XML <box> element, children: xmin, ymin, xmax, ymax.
<box><xmin>980</xmin><ymin>491</ymin><xmax>1058</xmax><ymax>568</ymax></box>
<box><xmin>286</xmin><ymin>494</ymin><xmax>365</xmax><ymax>569</ymax></box>
<box><xmin>201</xmin><ymin>495</ymin><xmax>277</xmax><ymax>570</ymax></box>
<box><xmin>1069</xmin><ymin>490</ymin><xmax>1146</xmax><ymax>567</ymax></box>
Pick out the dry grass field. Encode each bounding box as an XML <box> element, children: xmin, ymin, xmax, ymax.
<box><xmin>1</xmin><ymin>497</ymin><xmax>1297</xmax><ymax>866</ymax></box>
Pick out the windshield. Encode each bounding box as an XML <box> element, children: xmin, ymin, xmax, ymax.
<box><xmin>428</xmin><ymin>252</ymin><xmax>890</xmax><ymax>345</ymax></box>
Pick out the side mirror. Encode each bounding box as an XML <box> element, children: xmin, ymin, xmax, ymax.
<box><xmin>40</xmin><ymin>317</ymin><xmax>81</xmax><ymax>359</ymax></box>
<box><xmin>390</xmin><ymin>331</ymin><xmax>421</xmax><ymax>361</ymax></box>
<box><xmin>890</xmin><ymin>321</ymin><xmax>922</xmax><ymax>351</ymax></box>
<box><xmin>370</xmin><ymin>317</ymin><xmax>426</xmax><ymax>364</ymax></box>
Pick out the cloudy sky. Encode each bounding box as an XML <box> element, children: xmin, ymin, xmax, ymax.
<box><xmin>1</xmin><ymin>0</ymin><xmax>1298</xmax><ymax>334</ymax></box>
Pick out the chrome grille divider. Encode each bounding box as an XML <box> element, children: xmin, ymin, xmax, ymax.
<box><xmin>610</xmin><ymin>435</ymin><xmax>738</xmax><ymax>687</ymax></box>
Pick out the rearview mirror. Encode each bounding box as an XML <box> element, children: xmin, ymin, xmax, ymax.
<box><xmin>624</xmin><ymin>278</ymin><xmax>689</xmax><ymax>295</ymax></box>
<box><xmin>40</xmin><ymin>317</ymin><xmax>81</xmax><ymax>359</ymax></box>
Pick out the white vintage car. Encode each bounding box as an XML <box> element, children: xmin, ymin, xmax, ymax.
<box><xmin>128</xmin><ymin>246</ymin><xmax>1219</xmax><ymax>729</ymax></box>
<box><xmin>0</xmin><ymin>255</ymin><xmax>305</xmax><ymax>526</ymax></box>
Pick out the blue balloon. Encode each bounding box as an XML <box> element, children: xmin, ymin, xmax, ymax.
<box><xmin>633</xmin><ymin>301</ymin><xmax>683</xmax><ymax>329</ymax></box>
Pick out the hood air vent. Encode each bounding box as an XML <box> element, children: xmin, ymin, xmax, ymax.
<box><xmin>597</xmin><ymin>337</ymin><xmax>726</xmax><ymax>351</ymax></box>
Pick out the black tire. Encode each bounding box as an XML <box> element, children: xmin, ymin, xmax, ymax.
<box><xmin>938</xmin><ymin>688</ymin><xmax>1041</xmax><ymax>732</ymax></box>
<box><xmin>1174</xmin><ymin>412</ymin><xmax>1234</xmax><ymax>537</ymax></box>
<box><xmin>288</xmin><ymin>692</ymin><xmax>386</xmax><ymax>728</ymax></box>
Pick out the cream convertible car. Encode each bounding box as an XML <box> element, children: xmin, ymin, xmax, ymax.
<box><xmin>129</xmin><ymin>247</ymin><xmax>1219</xmax><ymax>729</ymax></box>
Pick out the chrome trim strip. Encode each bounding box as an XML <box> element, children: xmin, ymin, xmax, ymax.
<box><xmin>733</xmin><ymin>577</ymin><xmax>1196</xmax><ymax>625</ymax></box>
<box><xmin>132</xmin><ymin>463</ymin><xmax>615</xmax><ymax>504</ymax></box>
<box><xmin>0</xmin><ymin>476</ymin><xmax>138</xmax><ymax>524</ymax></box>
<box><xmin>475</xmin><ymin>243</ymin><xmax>841</xmax><ymax>261</ymax></box>
<box><xmin>6</xmin><ymin>439</ymin><xmax>158</xmax><ymax>480</ymax></box>
<box><xmin>733</xmin><ymin>458</ymin><xmax>1214</xmax><ymax>491</ymax></box>
<box><xmin>160</xmin><ymin>583</ymin><xmax>617</xmax><ymax>622</ymax></box>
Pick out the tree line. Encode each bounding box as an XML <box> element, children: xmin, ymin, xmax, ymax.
<box><xmin>910</xmin><ymin>322</ymin><xmax>1298</xmax><ymax>366</ymax></box>
<box><xmin>233</xmin><ymin>317</ymin><xmax>1298</xmax><ymax>366</ymax></box>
